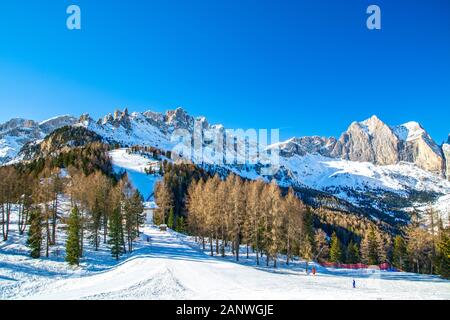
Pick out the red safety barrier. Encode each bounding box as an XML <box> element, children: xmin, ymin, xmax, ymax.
<box><xmin>379</xmin><ymin>263</ymin><xmax>390</xmax><ymax>270</ymax></box>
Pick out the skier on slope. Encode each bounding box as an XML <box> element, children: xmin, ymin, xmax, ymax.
<box><xmin>353</xmin><ymin>279</ymin><xmax>356</xmax><ymax>288</ymax></box>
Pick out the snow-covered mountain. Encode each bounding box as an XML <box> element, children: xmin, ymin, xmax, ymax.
<box><xmin>0</xmin><ymin>115</ymin><xmax>77</xmax><ymax>164</ymax></box>
<box><xmin>1</xmin><ymin>108</ymin><xmax>449</xmax><ymax>221</ymax></box>
<box><xmin>327</xmin><ymin>115</ymin><xmax>444</xmax><ymax>176</ymax></box>
<box><xmin>261</xmin><ymin>115</ymin><xmax>447</xmax><ymax>179</ymax></box>
<box><xmin>74</xmin><ymin>108</ymin><xmax>210</xmax><ymax>151</ymax></box>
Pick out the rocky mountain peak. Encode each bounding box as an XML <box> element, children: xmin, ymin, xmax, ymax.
<box><xmin>393</xmin><ymin>121</ymin><xmax>426</xmax><ymax>142</ymax></box>
<box><xmin>78</xmin><ymin>113</ymin><xmax>93</xmax><ymax>124</ymax></box>
<box><xmin>165</xmin><ymin>107</ymin><xmax>195</xmax><ymax>131</ymax></box>
<box><xmin>102</xmin><ymin>113</ymin><xmax>114</xmax><ymax>125</ymax></box>
<box><xmin>39</xmin><ymin>115</ymin><xmax>78</xmax><ymax>134</ymax></box>
<box><xmin>330</xmin><ymin>115</ymin><xmax>399</xmax><ymax>165</ymax></box>
<box><xmin>0</xmin><ymin>118</ymin><xmax>38</xmax><ymax>133</ymax></box>
<box><xmin>360</xmin><ymin>114</ymin><xmax>384</xmax><ymax>130</ymax></box>
<box><xmin>328</xmin><ymin>115</ymin><xmax>445</xmax><ymax>175</ymax></box>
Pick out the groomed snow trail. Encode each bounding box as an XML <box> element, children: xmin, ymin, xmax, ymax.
<box><xmin>4</xmin><ymin>226</ymin><xmax>447</xmax><ymax>300</ymax></box>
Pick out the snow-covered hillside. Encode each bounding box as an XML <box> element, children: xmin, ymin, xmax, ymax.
<box><xmin>78</xmin><ymin>112</ymin><xmax>173</xmax><ymax>151</ymax></box>
<box><xmin>110</xmin><ymin>149</ymin><xmax>161</xmax><ymax>201</ymax></box>
<box><xmin>0</xmin><ymin>116</ymin><xmax>77</xmax><ymax>164</ymax></box>
<box><xmin>278</xmin><ymin>154</ymin><xmax>450</xmax><ymax>197</ymax></box>
<box><xmin>1</xmin><ymin>223</ymin><xmax>449</xmax><ymax>300</ymax></box>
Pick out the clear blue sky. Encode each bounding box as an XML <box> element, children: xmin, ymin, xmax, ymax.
<box><xmin>0</xmin><ymin>0</ymin><xmax>449</xmax><ymax>142</ymax></box>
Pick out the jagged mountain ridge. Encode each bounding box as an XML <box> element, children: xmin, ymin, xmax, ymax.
<box><xmin>1</xmin><ymin>108</ymin><xmax>449</xmax><ymax>220</ymax></box>
<box><xmin>1</xmin><ymin>108</ymin><xmax>449</xmax><ymax>179</ymax></box>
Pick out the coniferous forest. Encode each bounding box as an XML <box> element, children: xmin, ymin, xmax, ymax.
<box><xmin>0</xmin><ymin>143</ymin><xmax>145</xmax><ymax>264</ymax></box>
<box><xmin>153</xmin><ymin>162</ymin><xmax>450</xmax><ymax>278</ymax></box>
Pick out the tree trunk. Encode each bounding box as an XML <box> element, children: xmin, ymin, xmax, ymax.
<box><xmin>255</xmin><ymin>232</ymin><xmax>259</xmax><ymax>265</ymax></box>
<box><xmin>46</xmin><ymin>211</ymin><xmax>50</xmax><ymax>257</ymax></box>
<box><xmin>17</xmin><ymin>203</ymin><xmax>23</xmax><ymax>236</ymax></box>
<box><xmin>221</xmin><ymin>235</ymin><xmax>225</xmax><ymax>257</ymax></box>
<box><xmin>6</xmin><ymin>204</ymin><xmax>11</xmax><ymax>240</ymax></box>
<box><xmin>210</xmin><ymin>235</ymin><xmax>213</xmax><ymax>256</ymax></box>
<box><xmin>80</xmin><ymin>212</ymin><xmax>84</xmax><ymax>257</ymax></box>
<box><xmin>286</xmin><ymin>237</ymin><xmax>290</xmax><ymax>265</ymax></box>
<box><xmin>103</xmin><ymin>216</ymin><xmax>108</xmax><ymax>244</ymax></box>
<box><xmin>235</xmin><ymin>240</ymin><xmax>239</xmax><ymax>262</ymax></box>
<box><xmin>5</xmin><ymin>203</ymin><xmax>11</xmax><ymax>241</ymax></box>
<box><xmin>52</xmin><ymin>194</ymin><xmax>58</xmax><ymax>245</ymax></box>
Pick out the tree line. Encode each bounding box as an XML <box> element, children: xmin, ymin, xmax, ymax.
<box><xmin>154</xmin><ymin>172</ymin><xmax>449</xmax><ymax>278</ymax></box>
<box><xmin>0</xmin><ymin>145</ymin><xmax>145</xmax><ymax>266</ymax></box>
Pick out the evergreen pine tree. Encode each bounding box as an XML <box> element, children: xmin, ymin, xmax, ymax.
<box><xmin>361</xmin><ymin>228</ymin><xmax>379</xmax><ymax>265</ymax></box>
<box><xmin>27</xmin><ymin>208</ymin><xmax>43</xmax><ymax>259</ymax></box>
<box><xmin>392</xmin><ymin>235</ymin><xmax>408</xmax><ymax>270</ymax></box>
<box><xmin>65</xmin><ymin>206</ymin><xmax>81</xmax><ymax>266</ymax></box>
<box><xmin>346</xmin><ymin>240</ymin><xmax>360</xmax><ymax>264</ymax></box>
<box><xmin>167</xmin><ymin>208</ymin><xmax>175</xmax><ymax>229</ymax></box>
<box><xmin>330</xmin><ymin>232</ymin><xmax>342</xmax><ymax>263</ymax></box>
<box><xmin>176</xmin><ymin>216</ymin><xmax>186</xmax><ymax>233</ymax></box>
<box><xmin>108</xmin><ymin>207</ymin><xmax>125</xmax><ymax>260</ymax></box>
<box><xmin>300</xmin><ymin>208</ymin><xmax>315</xmax><ymax>263</ymax></box>
<box><xmin>435</xmin><ymin>230</ymin><xmax>450</xmax><ymax>279</ymax></box>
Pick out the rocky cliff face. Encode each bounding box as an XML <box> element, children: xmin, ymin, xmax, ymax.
<box><xmin>443</xmin><ymin>135</ymin><xmax>450</xmax><ymax>180</ymax></box>
<box><xmin>330</xmin><ymin>116</ymin><xmax>400</xmax><ymax>165</ymax></box>
<box><xmin>317</xmin><ymin>115</ymin><xmax>445</xmax><ymax>176</ymax></box>
<box><xmin>394</xmin><ymin>122</ymin><xmax>445</xmax><ymax>176</ymax></box>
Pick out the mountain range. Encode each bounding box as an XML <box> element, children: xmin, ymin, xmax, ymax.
<box><xmin>1</xmin><ymin>108</ymin><xmax>449</xmax><ymax>224</ymax></box>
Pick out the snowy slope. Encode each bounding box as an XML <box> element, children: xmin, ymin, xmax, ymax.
<box><xmin>2</xmin><ymin>225</ymin><xmax>449</xmax><ymax>300</ymax></box>
<box><xmin>393</xmin><ymin>122</ymin><xmax>426</xmax><ymax>142</ymax></box>
<box><xmin>279</xmin><ymin>154</ymin><xmax>450</xmax><ymax>196</ymax></box>
<box><xmin>110</xmin><ymin>149</ymin><xmax>161</xmax><ymax>201</ymax></box>
<box><xmin>0</xmin><ymin>134</ymin><xmax>30</xmax><ymax>163</ymax></box>
<box><xmin>78</xmin><ymin>112</ymin><xmax>173</xmax><ymax>151</ymax></box>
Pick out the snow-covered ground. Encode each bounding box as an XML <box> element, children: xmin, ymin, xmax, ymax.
<box><xmin>279</xmin><ymin>154</ymin><xmax>450</xmax><ymax>196</ymax></box>
<box><xmin>1</xmin><ymin>222</ymin><xmax>449</xmax><ymax>300</ymax></box>
<box><xmin>110</xmin><ymin>149</ymin><xmax>161</xmax><ymax>200</ymax></box>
